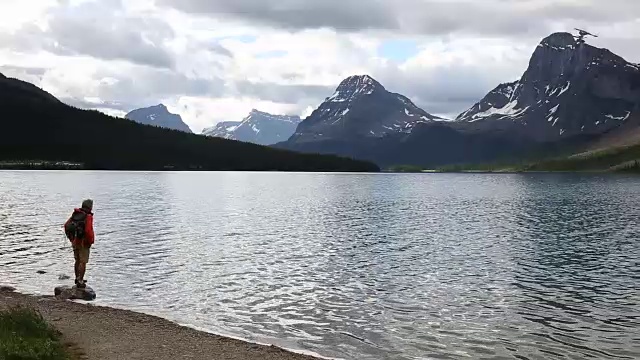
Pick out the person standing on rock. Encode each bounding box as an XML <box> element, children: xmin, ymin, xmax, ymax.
<box><xmin>64</xmin><ymin>199</ymin><xmax>95</xmax><ymax>289</ymax></box>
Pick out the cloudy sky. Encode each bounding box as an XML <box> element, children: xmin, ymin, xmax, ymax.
<box><xmin>1</xmin><ymin>0</ymin><xmax>638</xmax><ymax>132</ymax></box>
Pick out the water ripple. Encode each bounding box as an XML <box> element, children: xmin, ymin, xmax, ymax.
<box><xmin>0</xmin><ymin>171</ymin><xmax>639</xmax><ymax>359</ymax></box>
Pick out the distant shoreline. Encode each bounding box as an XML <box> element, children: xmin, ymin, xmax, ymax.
<box><xmin>0</xmin><ymin>287</ymin><xmax>325</xmax><ymax>360</ymax></box>
<box><xmin>0</xmin><ymin>161</ymin><xmax>84</xmax><ymax>170</ymax></box>
<box><xmin>0</xmin><ymin>166</ymin><xmax>630</xmax><ymax>174</ymax></box>
<box><xmin>0</xmin><ymin>161</ymin><xmax>373</xmax><ymax>172</ymax></box>
<box><xmin>385</xmin><ymin>169</ymin><xmax>620</xmax><ymax>174</ymax></box>
<box><xmin>1</xmin><ymin>161</ymin><xmax>636</xmax><ymax>174</ymax></box>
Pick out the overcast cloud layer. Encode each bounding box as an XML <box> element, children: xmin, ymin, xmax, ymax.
<box><xmin>0</xmin><ymin>0</ymin><xmax>638</xmax><ymax>132</ymax></box>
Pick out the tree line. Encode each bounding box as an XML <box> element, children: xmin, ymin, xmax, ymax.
<box><xmin>0</xmin><ymin>75</ymin><xmax>379</xmax><ymax>172</ymax></box>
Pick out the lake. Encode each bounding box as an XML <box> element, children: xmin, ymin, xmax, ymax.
<box><xmin>1</xmin><ymin>171</ymin><xmax>638</xmax><ymax>359</ymax></box>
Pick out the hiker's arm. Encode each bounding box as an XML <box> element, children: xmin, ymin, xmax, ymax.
<box><xmin>63</xmin><ymin>216</ymin><xmax>72</xmax><ymax>241</ymax></box>
<box><xmin>85</xmin><ymin>215</ymin><xmax>95</xmax><ymax>245</ymax></box>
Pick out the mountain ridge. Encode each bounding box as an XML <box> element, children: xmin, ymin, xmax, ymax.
<box><xmin>456</xmin><ymin>32</ymin><xmax>640</xmax><ymax>142</ymax></box>
<box><xmin>5</xmin><ymin>30</ymin><xmax>640</xmax><ymax>170</ymax></box>
<box><xmin>203</xmin><ymin>109</ymin><xmax>301</xmax><ymax>145</ymax></box>
<box><xmin>277</xmin><ymin>32</ymin><xmax>640</xmax><ymax>168</ymax></box>
<box><xmin>0</xmin><ymin>71</ymin><xmax>379</xmax><ymax>172</ymax></box>
<box><xmin>126</xmin><ymin>104</ymin><xmax>193</xmax><ymax>133</ymax></box>
<box><xmin>202</xmin><ymin>121</ymin><xmax>242</xmax><ymax>140</ymax></box>
<box><xmin>286</xmin><ymin>74</ymin><xmax>444</xmax><ymax>145</ymax></box>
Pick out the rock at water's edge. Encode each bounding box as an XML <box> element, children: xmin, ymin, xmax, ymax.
<box><xmin>54</xmin><ymin>285</ymin><xmax>96</xmax><ymax>301</ymax></box>
<box><xmin>0</xmin><ymin>285</ymin><xmax>16</xmax><ymax>292</ymax></box>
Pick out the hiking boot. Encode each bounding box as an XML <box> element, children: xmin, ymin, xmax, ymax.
<box><xmin>77</xmin><ymin>282</ymin><xmax>86</xmax><ymax>289</ymax></box>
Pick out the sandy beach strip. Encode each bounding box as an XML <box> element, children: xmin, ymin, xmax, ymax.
<box><xmin>0</xmin><ymin>287</ymin><xmax>323</xmax><ymax>360</ymax></box>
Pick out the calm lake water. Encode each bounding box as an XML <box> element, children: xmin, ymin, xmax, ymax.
<box><xmin>1</xmin><ymin>171</ymin><xmax>639</xmax><ymax>359</ymax></box>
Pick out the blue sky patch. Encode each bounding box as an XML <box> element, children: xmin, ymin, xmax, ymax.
<box><xmin>255</xmin><ymin>50</ymin><xmax>288</xmax><ymax>59</ymax></box>
<box><xmin>378</xmin><ymin>40</ymin><xmax>420</xmax><ymax>62</ymax></box>
<box><xmin>216</xmin><ymin>35</ymin><xmax>258</xmax><ymax>43</ymax></box>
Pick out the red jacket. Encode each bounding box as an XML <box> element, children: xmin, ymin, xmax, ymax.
<box><xmin>64</xmin><ymin>208</ymin><xmax>95</xmax><ymax>246</ymax></box>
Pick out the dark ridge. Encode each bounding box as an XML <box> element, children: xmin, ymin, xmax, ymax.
<box><xmin>0</xmin><ymin>74</ymin><xmax>379</xmax><ymax>172</ymax></box>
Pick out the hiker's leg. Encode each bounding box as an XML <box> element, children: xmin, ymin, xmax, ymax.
<box><xmin>78</xmin><ymin>262</ymin><xmax>86</xmax><ymax>282</ymax></box>
<box><xmin>73</xmin><ymin>248</ymin><xmax>80</xmax><ymax>283</ymax></box>
<box><xmin>78</xmin><ymin>247</ymin><xmax>90</xmax><ymax>283</ymax></box>
<box><xmin>74</xmin><ymin>261</ymin><xmax>80</xmax><ymax>280</ymax></box>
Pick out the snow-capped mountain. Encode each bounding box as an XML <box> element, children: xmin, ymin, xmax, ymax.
<box><xmin>202</xmin><ymin>110</ymin><xmax>301</xmax><ymax>145</ymax></box>
<box><xmin>278</xmin><ymin>34</ymin><xmax>640</xmax><ymax>168</ymax></box>
<box><xmin>201</xmin><ymin>121</ymin><xmax>242</xmax><ymax>139</ymax></box>
<box><xmin>457</xmin><ymin>32</ymin><xmax>640</xmax><ymax>141</ymax></box>
<box><xmin>287</xmin><ymin>75</ymin><xmax>444</xmax><ymax>144</ymax></box>
<box><xmin>456</xmin><ymin>82</ymin><xmax>521</xmax><ymax>122</ymax></box>
<box><xmin>125</xmin><ymin>104</ymin><xmax>192</xmax><ymax>133</ymax></box>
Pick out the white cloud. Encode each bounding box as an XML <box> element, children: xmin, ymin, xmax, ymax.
<box><xmin>0</xmin><ymin>0</ymin><xmax>55</xmax><ymax>30</ymax></box>
<box><xmin>0</xmin><ymin>0</ymin><xmax>638</xmax><ymax>134</ymax></box>
<box><xmin>374</xmin><ymin>37</ymin><xmax>534</xmax><ymax>117</ymax></box>
<box><xmin>171</xmin><ymin>97</ymin><xmax>300</xmax><ymax>132</ymax></box>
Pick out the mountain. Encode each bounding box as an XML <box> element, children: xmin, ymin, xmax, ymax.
<box><xmin>202</xmin><ymin>110</ymin><xmax>301</xmax><ymax>145</ymax></box>
<box><xmin>276</xmin><ymin>74</ymin><xmax>513</xmax><ymax>167</ymax></box>
<box><xmin>287</xmin><ymin>75</ymin><xmax>444</xmax><ymax>144</ymax></box>
<box><xmin>278</xmin><ymin>33</ymin><xmax>640</xmax><ymax>169</ymax></box>
<box><xmin>0</xmin><ymin>72</ymin><xmax>60</xmax><ymax>105</ymax></box>
<box><xmin>0</xmin><ymin>72</ymin><xmax>379</xmax><ymax>172</ymax></box>
<box><xmin>457</xmin><ymin>32</ymin><xmax>640</xmax><ymax>141</ymax></box>
<box><xmin>126</xmin><ymin>104</ymin><xmax>193</xmax><ymax>133</ymax></box>
<box><xmin>586</xmin><ymin>112</ymin><xmax>640</xmax><ymax>151</ymax></box>
<box><xmin>202</xmin><ymin>121</ymin><xmax>242</xmax><ymax>140</ymax></box>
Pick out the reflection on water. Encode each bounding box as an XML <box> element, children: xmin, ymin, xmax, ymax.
<box><xmin>1</xmin><ymin>171</ymin><xmax>639</xmax><ymax>359</ymax></box>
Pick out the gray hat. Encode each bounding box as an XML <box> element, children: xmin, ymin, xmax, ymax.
<box><xmin>81</xmin><ymin>199</ymin><xmax>94</xmax><ymax>211</ymax></box>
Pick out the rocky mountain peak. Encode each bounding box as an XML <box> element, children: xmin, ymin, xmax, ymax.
<box><xmin>151</xmin><ymin>103</ymin><xmax>168</xmax><ymax>111</ymax></box>
<box><xmin>337</xmin><ymin>75</ymin><xmax>382</xmax><ymax>89</ymax></box>
<box><xmin>203</xmin><ymin>110</ymin><xmax>301</xmax><ymax>145</ymax></box>
<box><xmin>456</xmin><ymin>31</ymin><xmax>640</xmax><ymax>142</ymax></box>
<box><xmin>125</xmin><ymin>104</ymin><xmax>192</xmax><ymax>133</ymax></box>
<box><xmin>327</xmin><ymin>75</ymin><xmax>384</xmax><ymax>103</ymax></box>
<box><xmin>246</xmin><ymin>109</ymin><xmax>301</xmax><ymax>123</ymax></box>
<box><xmin>455</xmin><ymin>81</ymin><xmax>519</xmax><ymax>121</ymax></box>
<box><xmin>283</xmin><ymin>75</ymin><xmax>443</xmax><ymax>145</ymax></box>
<box><xmin>525</xmin><ymin>32</ymin><xmax>631</xmax><ymax>84</ymax></box>
<box><xmin>539</xmin><ymin>32</ymin><xmax>577</xmax><ymax>49</ymax></box>
<box><xmin>249</xmin><ymin>108</ymin><xmax>267</xmax><ymax>116</ymax></box>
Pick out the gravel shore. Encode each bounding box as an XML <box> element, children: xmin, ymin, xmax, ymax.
<box><xmin>0</xmin><ymin>287</ymin><xmax>322</xmax><ymax>360</ymax></box>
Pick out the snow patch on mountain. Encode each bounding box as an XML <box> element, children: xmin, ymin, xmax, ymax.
<box><xmin>202</xmin><ymin>109</ymin><xmax>301</xmax><ymax>145</ymax></box>
<box><xmin>557</xmin><ymin>82</ymin><xmax>571</xmax><ymax>96</ymax></box>
<box><xmin>468</xmin><ymin>100</ymin><xmax>529</xmax><ymax>122</ymax></box>
<box><xmin>202</xmin><ymin>121</ymin><xmax>241</xmax><ymax>139</ymax></box>
<box><xmin>605</xmin><ymin>111</ymin><xmax>631</xmax><ymax>121</ymax></box>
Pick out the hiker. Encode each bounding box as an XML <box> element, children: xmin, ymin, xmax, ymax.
<box><xmin>64</xmin><ymin>199</ymin><xmax>95</xmax><ymax>289</ymax></box>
